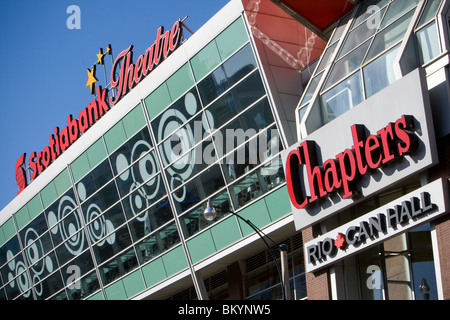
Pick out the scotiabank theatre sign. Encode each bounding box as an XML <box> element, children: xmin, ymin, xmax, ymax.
<box><xmin>281</xmin><ymin>69</ymin><xmax>438</xmax><ymax>231</ymax></box>
<box><xmin>15</xmin><ymin>20</ymin><xmax>182</xmax><ymax>195</ymax></box>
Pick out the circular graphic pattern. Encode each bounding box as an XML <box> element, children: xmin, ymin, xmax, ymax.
<box><xmin>86</xmin><ymin>203</ymin><xmax>115</xmax><ymax>246</ymax></box>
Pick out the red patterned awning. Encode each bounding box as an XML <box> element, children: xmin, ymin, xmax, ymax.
<box><xmin>272</xmin><ymin>0</ymin><xmax>357</xmax><ymax>38</ymax></box>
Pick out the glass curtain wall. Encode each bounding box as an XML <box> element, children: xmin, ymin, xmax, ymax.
<box><xmin>0</xmin><ymin>16</ymin><xmax>287</xmax><ymax>300</ymax></box>
<box><xmin>297</xmin><ymin>0</ymin><xmax>444</xmax><ymax>137</ymax></box>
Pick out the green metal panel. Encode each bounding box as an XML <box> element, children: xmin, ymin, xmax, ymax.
<box><xmin>40</xmin><ymin>180</ymin><xmax>58</xmax><ymax>209</ymax></box>
<box><xmin>53</xmin><ymin>169</ymin><xmax>72</xmax><ymax>197</ymax></box>
<box><xmin>237</xmin><ymin>198</ymin><xmax>271</xmax><ymax>237</ymax></box>
<box><xmin>86</xmin><ymin>138</ymin><xmax>107</xmax><ymax>169</ymax></box>
<box><xmin>141</xmin><ymin>257</ymin><xmax>167</xmax><ymax>288</ymax></box>
<box><xmin>14</xmin><ymin>205</ymin><xmax>30</xmax><ymax>231</ymax></box>
<box><xmin>87</xmin><ymin>290</ymin><xmax>104</xmax><ymax>300</ymax></box>
<box><xmin>1</xmin><ymin>218</ymin><xmax>16</xmax><ymax>242</ymax></box>
<box><xmin>166</xmin><ymin>63</ymin><xmax>194</xmax><ymax>101</ymax></box>
<box><xmin>190</xmin><ymin>40</ymin><xmax>222</xmax><ymax>81</ymax></box>
<box><xmin>70</xmin><ymin>152</ymin><xmax>90</xmax><ymax>183</ymax></box>
<box><xmin>161</xmin><ymin>245</ymin><xmax>188</xmax><ymax>277</ymax></box>
<box><xmin>187</xmin><ymin>230</ymin><xmax>216</xmax><ymax>264</ymax></box>
<box><xmin>122</xmin><ymin>269</ymin><xmax>146</xmax><ymax>298</ymax></box>
<box><xmin>105</xmin><ymin>280</ymin><xmax>127</xmax><ymax>300</ymax></box>
<box><xmin>210</xmin><ymin>216</ymin><xmax>242</xmax><ymax>251</ymax></box>
<box><xmin>264</xmin><ymin>186</ymin><xmax>291</xmax><ymax>221</ymax></box>
<box><xmin>144</xmin><ymin>83</ymin><xmax>172</xmax><ymax>120</ymax></box>
<box><xmin>122</xmin><ymin>104</ymin><xmax>146</xmax><ymax>138</ymax></box>
<box><xmin>216</xmin><ymin>17</ymin><xmax>248</xmax><ymax>61</ymax></box>
<box><xmin>104</xmin><ymin>121</ymin><xmax>127</xmax><ymax>154</ymax></box>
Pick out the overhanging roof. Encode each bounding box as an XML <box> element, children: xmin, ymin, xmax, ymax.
<box><xmin>272</xmin><ymin>0</ymin><xmax>360</xmax><ymax>39</ymax></box>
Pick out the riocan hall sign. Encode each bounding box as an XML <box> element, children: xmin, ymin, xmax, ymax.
<box><xmin>304</xmin><ymin>178</ymin><xmax>449</xmax><ymax>272</ymax></box>
<box><xmin>281</xmin><ymin>69</ymin><xmax>438</xmax><ymax>231</ymax></box>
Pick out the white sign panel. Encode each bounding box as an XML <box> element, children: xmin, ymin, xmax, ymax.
<box><xmin>282</xmin><ymin>68</ymin><xmax>438</xmax><ymax>231</ymax></box>
<box><xmin>304</xmin><ymin>178</ymin><xmax>449</xmax><ymax>273</ymax></box>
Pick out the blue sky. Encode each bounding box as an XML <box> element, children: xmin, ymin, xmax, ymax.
<box><xmin>0</xmin><ymin>0</ymin><xmax>228</xmax><ymax>211</ymax></box>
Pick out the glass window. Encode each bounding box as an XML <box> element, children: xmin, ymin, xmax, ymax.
<box><xmin>321</xmin><ymin>72</ymin><xmax>364</xmax><ymax>122</ymax></box>
<box><xmin>110</xmin><ymin>128</ymin><xmax>153</xmax><ymax>176</ymax></box>
<box><xmin>152</xmin><ymin>88</ymin><xmax>201</xmax><ymax>144</ymax></box>
<box><xmin>86</xmin><ymin>138</ymin><xmax>108</xmax><ymax>170</ymax></box>
<box><xmin>104</xmin><ymin>121</ymin><xmax>127</xmax><ymax>154</ymax></box>
<box><xmin>409</xmin><ymin>224</ymin><xmax>438</xmax><ymax>300</ymax></box>
<box><xmin>325</xmin><ymin>39</ymin><xmax>371</xmax><ymax>89</ymax></box>
<box><xmin>380</xmin><ymin>0</ymin><xmax>419</xmax><ymax>29</ymax></box>
<box><xmin>230</xmin><ymin>171</ymin><xmax>263</xmax><ymax>209</ymax></box>
<box><xmin>80</xmin><ymin>181</ymin><xmax>119</xmax><ymax>221</ymax></box>
<box><xmin>352</xmin><ymin>0</ymin><xmax>390</xmax><ymax>27</ymax></box>
<box><xmin>197</xmin><ymin>64</ymin><xmax>229</xmax><ymax>107</ymax></box>
<box><xmin>134</xmin><ymin>222</ymin><xmax>180</xmax><ymax>264</ymax></box>
<box><xmin>23</xmin><ymin>233</ymin><xmax>54</xmax><ymax>276</ymax></box>
<box><xmin>221</xmin><ymin>43</ymin><xmax>257</xmax><ymax>86</ymax></box>
<box><xmin>121</xmin><ymin>173</ymin><xmax>167</xmax><ymax>220</ymax></box>
<box><xmin>316</xmin><ymin>42</ymin><xmax>338</xmax><ymax>74</ymax></box>
<box><xmin>19</xmin><ymin>212</ymin><xmax>48</xmax><ymax>246</ymax></box>
<box><xmin>92</xmin><ymin>224</ymin><xmax>132</xmax><ymax>266</ymax></box>
<box><xmin>221</xmin><ymin>125</ymin><xmax>281</xmax><ymax>184</ymax></box>
<box><xmin>164</xmin><ymin>140</ymin><xmax>212</xmax><ymax>189</ymax></box>
<box><xmin>180</xmin><ymin>188</ymin><xmax>232</xmax><ymax>238</ymax></box>
<box><xmin>259</xmin><ymin>155</ymin><xmax>285</xmax><ymax>191</ymax></box>
<box><xmin>205</xmin><ymin>71</ymin><xmax>265</xmax><ymax>133</ymax></box>
<box><xmin>197</xmin><ymin>44</ymin><xmax>257</xmax><ymax>107</ymax></box>
<box><xmin>98</xmin><ymin>248</ymin><xmax>138</xmax><ymax>286</ymax></box>
<box><xmin>172</xmin><ymin>163</ymin><xmax>225</xmax><ymax>214</ymax></box>
<box><xmin>0</xmin><ymin>236</ymin><xmax>20</xmax><ymax>268</ymax></box>
<box><xmin>60</xmin><ymin>249</ymin><xmax>95</xmax><ymax>282</ymax></box>
<box><xmin>418</xmin><ymin>0</ymin><xmax>441</xmax><ymax>26</ymax></box>
<box><xmin>66</xmin><ymin>270</ymin><xmax>100</xmax><ymax>300</ymax></box>
<box><xmin>0</xmin><ymin>235</ymin><xmax>21</xmax><ymax>270</ymax></box>
<box><xmin>338</xmin><ymin>13</ymin><xmax>381</xmax><ymax>59</ymax></box>
<box><xmin>365</xmin><ymin>9</ymin><xmax>414</xmax><ymax>62</ymax></box>
<box><xmin>229</xmin><ymin>71</ymin><xmax>265</xmax><ymax>113</ymax></box>
<box><xmin>363</xmin><ymin>44</ymin><xmax>400</xmax><ymax>98</ymax></box>
<box><xmin>219</xmin><ymin>98</ymin><xmax>274</xmax><ymax>149</ymax></box>
<box><xmin>34</xmin><ymin>269</ymin><xmax>65</xmax><ymax>300</ymax></box>
<box><xmin>3</xmin><ymin>253</ymin><xmax>29</xmax><ymax>299</ymax></box>
<box><xmin>86</xmin><ymin>203</ymin><xmax>126</xmax><ymax>244</ymax></box>
<box><xmin>128</xmin><ymin>197</ymin><xmax>173</xmax><ymax>242</ymax></box>
<box><xmin>76</xmin><ymin>159</ymin><xmax>113</xmax><ymax>203</ymax></box>
<box><xmin>300</xmin><ymin>72</ymin><xmax>323</xmax><ymax>106</ymax></box>
<box><xmin>416</xmin><ymin>21</ymin><xmax>440</xmax><ymax>64</ymax></box>
<box><xmin>53</xmin><ymin>231</ymin><xmax>88</xmax><ymax>266</ymax></box>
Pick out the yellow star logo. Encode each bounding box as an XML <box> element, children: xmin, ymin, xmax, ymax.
<box><xmin>96</xmin><ymin>48</ymin><xmax>105</xmax><ymax>65</ymax></box>
<box><xmin>86</xmin><ymin>65</ymin><xmax>98</xmax><ymax>94</ymax></box>
<box><xmin>106</xmin><ymin>44</ymin><xmax>112</xmax><ymax>55</ymax></box>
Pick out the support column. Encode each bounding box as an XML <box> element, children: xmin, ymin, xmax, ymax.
<box><xmin>302</xmin><ymin>224</ymin><xmax>331</xmax><ymax>300</ymax></box>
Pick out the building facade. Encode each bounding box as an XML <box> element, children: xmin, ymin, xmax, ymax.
<box><xmin>0</xmin><ymin>0</ymin><xmax>449</xmax><ymax>301</ymax></box>
<box><xmin>281</xmin><ymin>0</ymin><xmax>450</xmax><ymax>300</ymax></box>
